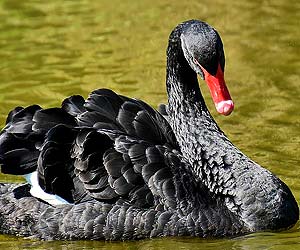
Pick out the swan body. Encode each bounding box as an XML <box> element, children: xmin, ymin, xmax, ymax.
<box><xmin>0</xmin><ymin>20</ymin><xmax>298</xmax><ymax>240</ymax></box>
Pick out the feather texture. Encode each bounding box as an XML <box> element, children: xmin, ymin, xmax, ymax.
<box><xmin>0</xmin><ymin>20</ymin><xmax>298</xmax><ymax>241</ymax></box>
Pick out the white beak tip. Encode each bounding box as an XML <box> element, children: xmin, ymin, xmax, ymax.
<box><xmin>215</xmin><ymin>100</ymin><xmax>234</xmax><ymax>116</ymax></box>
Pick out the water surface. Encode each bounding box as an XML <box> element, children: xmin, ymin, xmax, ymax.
<box><xmin>0</xmin><ymin>0</ymin><xmax>299</xmax><ymax>249</ymax></box>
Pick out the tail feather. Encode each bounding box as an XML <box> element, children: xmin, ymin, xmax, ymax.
<box><xmin>0</xmin><ymin>105</ymin><xmax>42</xmax><ymax>174</ymax></box>
<box><xmin>0</xmin><ymin>97</ymin><xmax>83</xmax><ymax>176</ymax></box>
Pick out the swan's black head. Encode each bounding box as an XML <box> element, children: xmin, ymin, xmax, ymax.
<box><xmin>168</xmin><ymin>20</ymin><xmax>234</xmax><ymax>115</ymax></box>
<box><xmin>180</xmin><ymin>20</ymin><xmax>224</xmax><ymax>78</ymax></box>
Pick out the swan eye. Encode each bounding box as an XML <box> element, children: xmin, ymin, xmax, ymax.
<box><xmin>193</xmin><ymin>57</ymin><xmax>203</xmax><ymax>68</ymax></box>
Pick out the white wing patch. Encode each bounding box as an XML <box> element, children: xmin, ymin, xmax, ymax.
<box><xmin>24</xmin><ymin>171</ymin><xmax>71</xmax><ymax>206</ymax></box>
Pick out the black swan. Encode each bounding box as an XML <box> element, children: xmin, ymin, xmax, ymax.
<box><xmin>0</xmin><ymin>20</ymin><xmax>298</xmax><ymax>240</ymax></box>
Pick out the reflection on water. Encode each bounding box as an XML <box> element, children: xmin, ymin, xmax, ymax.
<box><xmin>0</xmin><ymin>0</ymin><xmax>299</xmax><ymax>249</ymax></box>
<box><xmin>1</xmin><ymin>228</ymin><xmax>300</xmax><ymax>250</ymax></box>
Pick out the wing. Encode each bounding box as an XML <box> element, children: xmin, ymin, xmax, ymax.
<box><xmin>1</xmin><ymin>89</ymin><xmax>199</xmax><ymax>210</ymax></box>
<box><xmin>70</xmin><ymin>89</ymin><xmax>182</xmax><ymax>207</ymax></box>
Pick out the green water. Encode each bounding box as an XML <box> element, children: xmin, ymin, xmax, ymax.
<box><xmin>0</xmin><ymin>0</ymin><xmax>299</xmax><ymax>249</ymax></box>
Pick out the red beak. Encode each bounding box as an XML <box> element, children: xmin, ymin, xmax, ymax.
<box><xmin>199</xmin><ymin>63</ymin><xmax>234</xmax><ymax>116</ymax></box>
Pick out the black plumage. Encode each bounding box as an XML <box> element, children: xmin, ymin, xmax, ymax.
<box><xmin>0</xmin><ymin>20</ymin><xmax>298</xmax><ymax>241</ymax></box>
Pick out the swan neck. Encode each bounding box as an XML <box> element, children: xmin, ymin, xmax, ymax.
<box><xmin>165</xmin><ymin>33</ymin><xmax>228</xmax><ymax>179</ymax></box>
<box><xmin>166</xmin><ymin>38</ymin><xmax>208</xmax><ymax>115</ymax></box>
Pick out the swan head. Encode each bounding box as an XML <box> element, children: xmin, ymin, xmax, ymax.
<box><xmin>180</xmin><ymin>20</ymin><xmax>234</xmax><ymax>116</ymax></box>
